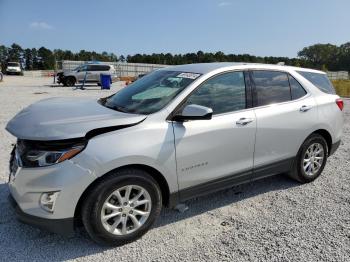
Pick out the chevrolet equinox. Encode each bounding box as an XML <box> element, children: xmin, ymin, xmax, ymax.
<box><xmin>6</xmin><ymin>63</ymin><xmax>343</xmax><ymax>245</ymax></box>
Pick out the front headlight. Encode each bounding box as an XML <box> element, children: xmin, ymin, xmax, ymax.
<box><xmin>24</xmin><ymin>146</ymin><xmax>84</xmax><ymax>167</ymax></box>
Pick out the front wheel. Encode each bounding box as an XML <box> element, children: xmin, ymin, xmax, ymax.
<box><xmin>81</xmin><ymin>168</ymin><xmax>162</xmax><ymax>246</ymax></box>
<box><xmin>65</xmin><ymin>77</ymin><xmax>76</xmax><ymax>87</ymax></box>
<box><xmin>288</xmin><ymin>134</ymin><xmax>328</xmax><ymax>183</ymax></box>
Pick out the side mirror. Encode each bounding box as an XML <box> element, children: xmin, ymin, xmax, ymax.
<box><xmin>173</xmin><ymin>104</ymin><xmax>213</xmax><ymax>121</ymax></box>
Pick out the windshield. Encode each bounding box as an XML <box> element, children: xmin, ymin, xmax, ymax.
<box><xmin>73</xmin><ymin>65</ymin><xmax>82</xmax><ymax>71</ymax></box>
<box><xmin>101</xmin><ymin>70</ymin><xmax>201</xmax><ymax>114</ymax></box>
<box><xmin>8</xmin><ymin>62</ymin><xmax>19</xmax><ymax>67</ymax></box>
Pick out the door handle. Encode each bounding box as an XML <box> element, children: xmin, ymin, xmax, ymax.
<box><xmin>236</xmin><ymin>117</ymin><xmax>254</xmax><ymax>126</ymax></box>
<box><xmin>300</xmin><ymin>105</ymin><xmax>312</xmax><ymax>112</ymax></box>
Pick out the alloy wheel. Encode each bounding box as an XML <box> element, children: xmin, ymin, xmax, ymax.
<box><xmin>303</xmin><ymin>143</ymin><xmax>325</xmax><ymax>176</ymax></box>
<box><xmin>100</xmin><ymin>185</ymin><xmax>152</xmax><ymax>235</ymax></box>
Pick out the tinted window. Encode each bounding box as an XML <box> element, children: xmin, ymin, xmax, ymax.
<box><xmin>252</xmin><ymin>71</ymin><xmax>291</xmax><ymax>106</ymax></box>
<box><xmin>99</xmin><ymin>65</ymin><xmax>111</xmax><ymax>71</ymax></box>
<box><xmin>297</xmin><ymin>71</ymin><xmax>335</xmax><ymax>94</ymax></box>
<box><xmin>87</xmin><ymin>65</ymin><xmax>110</xmax><ymax>71</ymax></box>
<box><xmin>288</xmin><ymin>75</ymin><xmax>307</xmax><ymax>100</ymax></box>
<box><xmin>185</xmin><ymin>71</ymin><xmax>246</xmax><ymax>114</ymax></box>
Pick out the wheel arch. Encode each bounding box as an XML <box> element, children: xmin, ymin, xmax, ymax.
<box><xmin>311</xmin><ymin>129</ymin><xmax>332</xmax><ymax>155</ymax></box>
<box><xmin>65</xmin><ymin>75</ymin><xmax>76</xmax><ymax>83</ymax></box>
<box><xmin>74</xmin><ymin>164</ymin><xmax>172</xmax><ymax>221</ymax></box>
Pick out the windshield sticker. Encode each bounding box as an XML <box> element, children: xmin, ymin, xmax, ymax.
<box><xmin>177</xmin><ymin>72</ymin><xmax>201</xmax><ymax>79</ymax></box>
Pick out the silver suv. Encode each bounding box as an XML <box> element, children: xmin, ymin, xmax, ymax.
<box><xmin>57</xmin><ymin>63</ymin><xmax>117</xmax><ymax>86</ymax></box>
<box><xmin>6</xmin><ymin>63</ymin><xmax>343</xmax><ymax>246</ymax></box>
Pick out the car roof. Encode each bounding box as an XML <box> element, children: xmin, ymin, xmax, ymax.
<box><xmin>162</xmin><ymin>62</ymin><xmax>325</xmax><ymax>75</ymax></box>
<box><xmin>84</xmin><ymin>63</ymin><xmax>110</xmax><ymax>66</ymax></box>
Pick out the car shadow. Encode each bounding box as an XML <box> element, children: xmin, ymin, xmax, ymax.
<box><xmin>44</xmin><ymin>84</ymin><xmax>101</xmax><ymax>89</ymax></box>
<box><xmin>0</xmin><ymin>174</ymin><xmax>299</xmax><ymax>261</ymax></box>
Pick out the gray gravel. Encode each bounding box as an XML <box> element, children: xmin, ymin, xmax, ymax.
<box><xmin>0</xmin><ymin>76</ymin><xmax>349</xmax><ymax>261</ymax></box>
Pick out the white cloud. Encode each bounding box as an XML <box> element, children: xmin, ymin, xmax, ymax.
<box><xmin>218</xmin><ymin>1</ymin><xmax>232</xmax><ymax>7</ymax></box>
<box><xmin>29</xmin><ymin>21</ymin><xmax>53</xmax><ymax>30</ymax></box>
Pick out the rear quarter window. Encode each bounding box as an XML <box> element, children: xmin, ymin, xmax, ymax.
<box><xmin>297</xmin><ymin>71</ymin><xmax>335</xmax><ymax>94</ymax></box>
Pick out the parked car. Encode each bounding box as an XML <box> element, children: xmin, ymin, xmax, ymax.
<box><xmin>6</xmin><ymin>63</ymin><xmax>343</xmax><ymax>246</ymax></box>
<box><xmin>56</xmin><ymin>63</ymin><xmax>118</xmax><ymax>86</ymax></box>
<box><xmin>6</xmin><ymin>62</ymin><xmax>22</xmax><ymax>75</ymax></box>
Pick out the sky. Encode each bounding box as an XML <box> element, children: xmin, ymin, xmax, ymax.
<box><xmin>0</xmin><ymin>0</ymin><xmax>350</xmax><ymax>58</ymax></box>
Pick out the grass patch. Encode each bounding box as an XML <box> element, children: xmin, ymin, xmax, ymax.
<box><xmin>332</xmin><ymin>80</ymin><xmax>350</xmax><ymax>97</ymax></box>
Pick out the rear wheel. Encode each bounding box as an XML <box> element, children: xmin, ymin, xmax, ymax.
<box><xmin>289</xmin><ymin>134</ymin><xmax>328</xmax><ymax>183</ymax></box>
<box><xmin>81</xmin><ymin>168</ymin><xmax>162</xmax><ymax>246</ymax></box>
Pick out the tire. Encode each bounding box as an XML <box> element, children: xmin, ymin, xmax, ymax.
<box><xmin>81</xmin><ymin>168</ymin><xmax>162</xmax><ymax>246</ymax></box>
<box><xmin>65</xmin><ymin>76</ymin><xmax>76</xmax><ymax>87</ymax></box>
<box><xmin>288</xmin><ymin>134</ymin><xmax>328</xmax><ymax>183</ymax></box>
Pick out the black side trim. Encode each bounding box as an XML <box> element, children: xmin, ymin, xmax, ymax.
<box><xmin>167</xmin><ymin>192</ymin><xmax>180</xmax><ymax>208</ymax></box>
<box><xmin>179</xmin><ymin>170</ymin><xmax>252</xmax><ymax>202</ymax></box>
<box><xmin>329</xmin><ymin>140</ymin><xmax>341</xmax><ymax>156</ymax></box>
<box><xmin>173</xmin><ymin>157</ymin><xmax>295</xmax><ymax>204</ymax></box>
<box><xmin>8</xmin><ymin>194</ymin><xmax>75</xmax><ymax>237</ymax></box>
<box><xmin>252</xmin><ymin>157</ymin><xmax>294</xmax><ymax>181</ymax></box>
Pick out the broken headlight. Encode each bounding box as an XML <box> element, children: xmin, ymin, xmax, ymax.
<box><xmin>17</xmin><ymin>139</ymin><xmax>86</xmax><ymax>167</ymax></box>
<box><xmin>25</xmin><ymin>146</ymin><xmax>84</xmax><ymax>167</ymax></box>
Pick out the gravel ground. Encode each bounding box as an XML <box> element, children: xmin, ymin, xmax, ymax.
<box><xmin>0</xmin><ymin>76</ymin><xmax>349</xmax><ymax>262</ymax></box>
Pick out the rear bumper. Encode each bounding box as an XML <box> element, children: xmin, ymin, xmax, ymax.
<box><xmin>8</xmin><ymin>193</ymin><xmax>75</xmax><ymax>236</ymax></box>
<box><xmin>329</xmin><ymin>140</ymin><xmax>341</xmax><ymax>156</ymax></box>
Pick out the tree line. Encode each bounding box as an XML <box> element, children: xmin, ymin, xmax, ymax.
<box><xmin>0</xmin><ymin>42</ymin><xmax>349</xmax><ymax>72</ymax></box>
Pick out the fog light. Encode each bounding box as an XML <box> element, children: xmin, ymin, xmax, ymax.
<box><xmin>40</xmin><ymin>192</ymin><xmax>60</xmax><ymax>213</ymax></box>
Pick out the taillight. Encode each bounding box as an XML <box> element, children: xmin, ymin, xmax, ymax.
<box><xmin>336</xmin><ymin>98</ymin><xmax>344</xmax><ymax>111</ymax></box>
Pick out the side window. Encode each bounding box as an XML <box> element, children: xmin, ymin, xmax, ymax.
<box><xmin>86</xmin><ymin>65</ymin><xmax>93</xmax><ymax>71</ymax></box>
<box><xmin>79</xmin><ymin>65</ymin><xmax>87</xmax><ymax>72</ymax></box>
<box><xmin>252</xmin><ymin>71</ymin><xmax>291</xmax><ymax>106</ymax></box>
<box><xmin>101</xmin><ymin>65</ymin><xmax>111</xmax><ymax>71</ymax></box>
<box><xmin>297</xmin><ymin>71</ymin><xmax>335</xmax><ymax>94</ymax></box>
<box><xmin>185</xmin><ymin>71</ymin><xmax>246</xmax><ymax>114</ymax></box>
<box><xmin>288</xmin><ymin>75</ymin><xmax>307</xmax><ymax>100</ymax></box>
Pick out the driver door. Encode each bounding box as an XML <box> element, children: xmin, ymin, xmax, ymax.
<box><xmin>172</xmin><ymin>71</ymin><xmax>256</xmax><ymax>199</ymax></box>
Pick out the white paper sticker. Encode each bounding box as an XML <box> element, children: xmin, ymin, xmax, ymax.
<box><xmin>177</xmin><ymin>72</ymin><xmax>201</xmax><ymax>79</ymax></box>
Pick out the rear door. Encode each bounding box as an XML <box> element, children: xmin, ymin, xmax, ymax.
<box><xmin>172</xmin><ymin>71</ymin><xmax>257</xmax><ymax>197</ymax></box>
<box><xmin>95</xmin><ymin>65</ymin><xmax>112</xmax><ymax>82</ymax></box>
<box><xmin>250</xmin><ymin>70</ymin><xmax>318</xmax><ymax>178</ymax></box>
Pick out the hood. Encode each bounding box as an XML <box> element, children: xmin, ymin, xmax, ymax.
<box><xmin>6</xmin><ymin>97</ymin><xmax>146</xmax><ymax>141</ymax></box>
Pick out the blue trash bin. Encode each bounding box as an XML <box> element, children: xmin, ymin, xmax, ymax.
<box><xmin>100</xmin><ymin>74</ymin><xmax>111</xmax><ymax>89</ymax></box>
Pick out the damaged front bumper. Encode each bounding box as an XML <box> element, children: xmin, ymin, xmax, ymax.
<box><xmin>8</xmin><ymin>150</ymin><xmax>96</xmax><ymax>236</ymax></box>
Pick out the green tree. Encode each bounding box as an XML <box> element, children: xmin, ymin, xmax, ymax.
<box><xmin>298</xmin><ymin>43</ymin><xmax>339</xmax><ymax>70</ymax></box>
<box><xmin>24</xmin><ymin>48</ymin><xmax>34</xmax><ymax>70</ymax></box>
<box><xmin>37</xmin><ymin>47</ymin><xmax>55</xmax><ymax>69</ymax></box>
<box><xmin>8</xmin><ymin>43</ymin><xmax>23</xmax><ymax>62</ymax></box>
<box><xmin>0</xmin><ymin>45</ymin><xmax>8</xmax><ymax>72</ymax></box>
